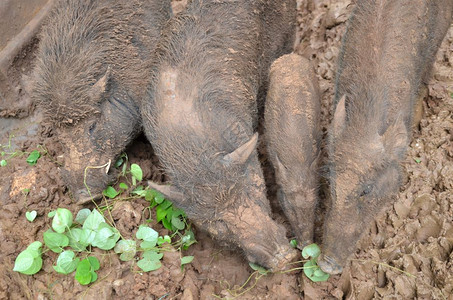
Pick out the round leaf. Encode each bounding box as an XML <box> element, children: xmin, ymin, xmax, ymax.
<box><xmin>0</xmin><ymin>159</ymin><xmax>7</xmax><ymax>167</ymax></box>
<box><xmin>53</xmin><ymin>250</ymin><xmax>79</xmax><ymax>274</ymax></box>
<box><xmin>302</xmin><ymin>243</ymin><xmax>321</xmax><ymax>259</ymax></box>
<box><xmin>83</xmin><ymin>209</ymin><xmax>105</xmax><ymax>231</ymax></box>
<box><xmin>114</xmin><ymin>240</ymin><xmax>136</xmax><ymax>261</ymax></box>
<box><xmin>137</xmin><ymin>251</ymin><xmax>163</xmax><ymax>272</ymax></box>
<box><xmin>75</xmin><ymin>259</ymin><xmax>92</xmax><ymax>285</ymax></box>
<box><xmin>74</xmin><ymin>208</ymin><xmax>91</xmax><ymax>224</ymax></box>
<box><xmin>249</xmin><ymin>262</ymin><xmax>268</xmax><ymax>275</ymax></box>
<box><xmin>136</xmin><ymin>225</ymin><xmax>158</xmax><ymax>244</ymax></box>
<box><xmin>43</xmin><ymin>230</ymin><xmax>69</xmax><ymax>253</ymax></box>
<box><xmin>25</xmin><ymin>211</ymin><xmax>37</xmax><ymax>222</ymax></box>
<box><xmin>103</xmin><ymin>186</ymin><xmax>119</xmax><ymax>199</ymax></box>
<box><xmin>130</xmin><ymin>164</ymin><xmax>143</xmax><ymax>181</ymax></box>
<box><xmin>181</xmin><ymin>256</ymin><xmax>194</xmax><ymax>265</ymax></box>
<box><xmin>52</xmin><ymin>208</ymin><xmax>73</xmax><ymax>233</ymax></box>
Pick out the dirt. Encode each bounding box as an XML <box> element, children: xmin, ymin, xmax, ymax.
<box><xmin>0</xmin><ymin>0</ymin><xmax>452</xmax><ymax>299</ymax></box>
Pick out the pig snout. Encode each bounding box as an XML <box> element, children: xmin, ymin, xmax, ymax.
<box><xmin>317</xmin><ymin>253</ymin><xmax>343</xmax><ymax>275</ymax></box>
<box><xmin>243</xmin><ymin>223</ymin><xmax>298</xmax><ymax>271</ymax></box>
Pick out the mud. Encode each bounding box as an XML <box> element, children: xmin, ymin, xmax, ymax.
<box><xmin>0</xmin><ymin>0</ymin><xmax>452</xmax><ymax>299</ymax></box>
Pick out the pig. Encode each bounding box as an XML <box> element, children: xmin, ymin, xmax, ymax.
<box><xmin>144</xmin><ymin>0</ymin><xmax>298</xmax><ymax>270</ymax></box>
<box><xmin>264</xmin><ymin>53</ymin><xmax>321</xmax><ymax>248</ymax></box>
<box><xmin>29</xmin><ymin>0</ymin><xmax>172</xmax><ymax>202</ymax></box>
<box><xmin>319</xmin><ymin>0</ymin><xmax>453</xmax><ymax>274</ymax></box>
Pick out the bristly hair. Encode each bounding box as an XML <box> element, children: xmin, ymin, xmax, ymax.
<box><xmin>30</xmin><ymin>0</ymin><xmax>153</xmax><ymax>127</ymax></box>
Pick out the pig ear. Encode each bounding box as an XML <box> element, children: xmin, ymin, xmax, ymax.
<box><xmin>221</xmin><ymin>133</ymin><xmax>258</xmax><ymax>166</ymax></box>
<box><xmin>381</xmin><ymin>117</ymin><xmax>408</xmax><ymax>158</ymax></box>
<box><xmin>89</xmin><ymin>67</ymin><xmax>111</xmax><ymax>102</ymax></box>
<box><xmin>332</xmin><ymin>95</ymin><xmax>346</xmax><ymax>137</ymax></box>
<box><xmin>148</xmin><ymin>181</ymin><xmax>185</xmax><ymax>204</ymax></box>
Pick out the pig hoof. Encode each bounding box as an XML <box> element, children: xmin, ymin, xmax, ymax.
<box><xmin>317</xmin><ymin>254</ymin><xmax>343</xmax><ymax>275</ymax></box>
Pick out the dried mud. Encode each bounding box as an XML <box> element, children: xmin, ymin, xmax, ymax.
<box><xmin>0</xmin><ymin>0</ymin><xmax>452</xmax><ymax>299</ymax></box>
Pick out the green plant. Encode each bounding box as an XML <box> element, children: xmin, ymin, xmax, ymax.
<box><xmin>301</xmin><ymin>243</ymin><xmax>330</xmax><ymax>282</ymax></box>
<box><xmin>14</xmin><ymin>162</ymin><xmax>196</xmax><ymax>285</ymax></box>
<box><xmin>0</xmin><ymin>136</ymin><xmax>46</xmax><ymax>167</ymax></box>
<box><xmin>25</xmin><ymin>211</ymin><xmax>37</xmax><ymax>222</ymax></box>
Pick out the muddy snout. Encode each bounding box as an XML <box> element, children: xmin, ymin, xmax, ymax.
<box><xmin>244</xmin><ymin>222</ymin><xmax>299</xmax><ymax>272</ymax></box>
<box><xmin>317</xmin><ymin>253</ymin><xmax>343</xmax><ymax>275</ymax></box>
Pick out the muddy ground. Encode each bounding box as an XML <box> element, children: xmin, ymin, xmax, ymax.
<box><xmin>0</xmin><ymin>0</ymin><xmax>452</xmax><ymax>299</ymax></box>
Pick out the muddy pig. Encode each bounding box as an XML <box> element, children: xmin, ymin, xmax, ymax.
<box><xmin>29</xmin><ymin>0</ymin><xmax>171</xmax><ymax>202</ymax></box>
<box><xmin>144</xmin><ymin>0</ymin><xmax>298</xmax><ymax>270</ymax></box>
<box><xmin>264</xmin><ymin>54</ymin><xmax>321</xmax><ymax>248</ymax></box>
<box><xmin>319</xmin><ymin>0</ymin><xmax>453</xmax><ymax>274</ymax></box>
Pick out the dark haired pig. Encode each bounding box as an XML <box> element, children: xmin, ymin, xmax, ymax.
<box><xmin>319</xmin><ymin>0</ymin><xmax>453</xmax><ymax>274</ymax></box>
<box><xmin>30</xmin><ymin>0</ymin><xmax>171</xmax><ymax>202</ymax></box>
<box><xmin>265</xmin><ymin>54</ymin><xmax>321</xmax><ymax>248</ymax></box>
<box><xmin>144</xmin><ymin>0</ymin><xmax>298</xmax><ymax>270</ymax></box>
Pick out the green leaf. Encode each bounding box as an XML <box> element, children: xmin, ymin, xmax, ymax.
<box><xmin>48</xmin><ymin>210</ymin><xmax>56</xmax><ymax>218</ymax></box>
<box><xmin>119</xmin><ymin>182</ymin><xmax>128</xmax><ymax>190</ymax></box>
<box><xmin>156</xmin><ymin>205</ymin><xmax>168</xmax><ymax>223</ymax></box>
<box><xmin>130</xmin><ymin>164</ymin><xmax>143</xmax><ymax>182</ymax></box>
<box><xmin>115</xmin><ymin>157</ymin><xmax>124</xmax><ymax>168</ymax></box>
<box><xmin>303</xmin><ymin>260</ymin><xmax>330</xmax><ymax>282</ymax></box>
<box><xmin>414</xmin><ymin>158</ymin><xmax>421</xmax><ymax>163</ymax></box>
<box><xmin>74</xmin><ymin>208</ymin><xmax>91</xmax><ymax>225</ymax></box>
<box><xmin>181</xmin><ymin>256</ymin><xmax>194</xmax><ymax>265</ymax></box>
<box><xmin>91</xmin><ymin>223</ymin><xmax>120</xmax><ymax>250</ymax></box>
<box><xmin>302</xmin><ymin>243</ymin><xmax>321</xmax><ymax>259</ymax></box>
<box><xmin>181</xmin><ymin>230</ymin><xmax>196</xmax><ymax>250</ymax></box>
<box><xmin>154</xmin><ymin>192</ymin><xmax>165</xmax><ymax>204</ymax></box>
<box><xmin>114</xmin><ymin>239</ymin><xmax>136</xmax><ymax>261</ymax></box>
<box><xmin>249</xmin><ymin>263</ymin><xmax>269</xmax><ymax>275</ymax></box>
<box><xmin>75</xmin><ymin>257</ymin><xmax>99</xmax><ymax>285</ymax></box>
<box><xmin>25</xmin><ymin>211</ymin><xmax>37</xmax><ymax>222</ymax></box>
<box><xmin>161</xmin><ymin>218</ymin><xmax>173</xmax><ymax>231</ymax></box>
<box><xmin>87</xmin><ymin>256</ymin><xmax>100</xmax><ymax>271</ymax></box>
<box><xmin>136</xmin><ymin>225</ymin><xmax>158</xmax><ymax>246</ymax></box>
<box><xmin>65</xmin><ymin>228</ymin><xmax>88</xmax><ymax>251</ymax></box>
<box><xmin>52</xmin><ymin>208</ymin><xmax>73</xmax><ymax>233</ymax></box>
<box><xmin>144</xmin><ymin>190</ymin><xmax>153</xmax><ymax>201</ymax></box>
<box><xmin>171</xmin><ymin>215</ymin><xmax>185</xmax><ymax>230</ymax></box>
<box><xmin>75</xmin><ymin>259</ymin><xmax>92</xmax><ymax>285</ymax></box>
<box><xmin>103</xmin><ymin>186</ymin><xmax>119</xmax><ymax>199</ymax></box>
<box><xmin>26</xmin><ymin>150</ymin><xmax>41</xmax><ymax>165</ymax></box>
<box><xmin>157</xmin><ymin>235</ymin><xmax>172</xmax><ymax>246</ymax></box>
<box><xmin>137</xmin><ymin>251</ymin><xmax>163</xmax><ymax>272</ymax></box>
<box><xmin>83</xmin><ymin>209</ymin><xmax>105</xmax><ymax>231</ymax></box>
<box><xmin>13</xmin><ymin>242</ymin><xmax>43</xmax><ymax>275</ymax></box>
<box><xmin>43</xmin><ymin>230</ymin><xmax>69</xmax><ymax>253</ymax></box>
<box><xmin>0</xmin><ymin>159</ymin><xmax>6</xmax><ymax>167</ymax></box>
<box><xmin>53</xmin><ymin>250</ymin><xmax>79</xmax><ymax>274</ymax></box>
<box><xmin>290</xmin><ymin>239</ymin><xmax>298</xmax><ymax>249</ymax></box>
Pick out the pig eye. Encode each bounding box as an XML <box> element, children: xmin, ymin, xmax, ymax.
<box><xmin>88</xmin><ymin>122</ymin><xmax>97</xmax><ymax>134</ymax></box>
<box><xmin>360</xmin><ymin>184</ymin><xmax>373</xmax><ymax>197</ymax></box>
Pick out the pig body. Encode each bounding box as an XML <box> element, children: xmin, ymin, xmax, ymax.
<box><xmin>144</xmin><ymin>0</ymin><xmax>297</xmax><ymax>270</ymax></box>
<box><xmin>30</xmin><ymin>0</ymin><xmax>171</xmax><ymax>201</ymax></box>
<box><xmin>264</xmin><ymin>54</ymin><xmax>321</xmax><ymax>247</ymax></box>
<box><xmin>320</xmin><ymin>0</ymin><xmax>453</xmax><ymax>274</ymax></box>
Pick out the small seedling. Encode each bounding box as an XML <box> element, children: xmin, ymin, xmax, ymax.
<box><xmin>290</xmin><ymin>239</ymin><xmax>298</xmax><ymax>248</ymax></box>
<box><xmin>25</xmin><ymin>211</ymin><xmax>37</xmax><ymax>222</ymax></box>
<box><xmin>0</xmin><ymin>159</ymin><xmax>6</xmax><ymax>167</ymax></box>
<box><xmin>302</xmin><ymin>243</ymin><xmax>330</xmax><ymax>282</ymax></box>
<box><xmin>414</xmin><ymin>158</ymin><xmax>421</xmax><ymax>163</ymax></box>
